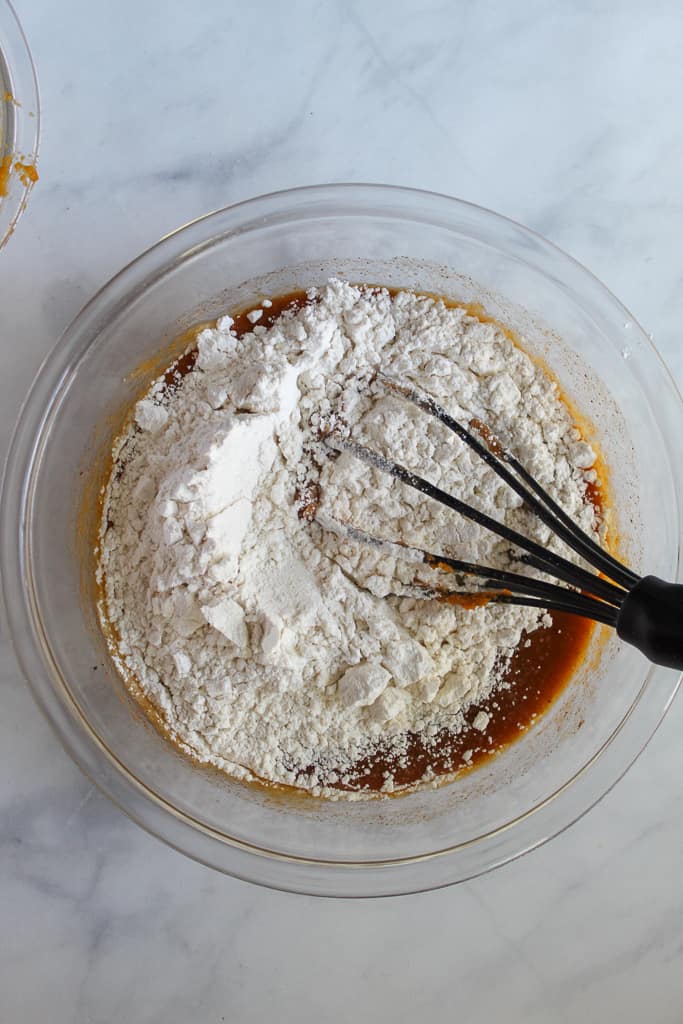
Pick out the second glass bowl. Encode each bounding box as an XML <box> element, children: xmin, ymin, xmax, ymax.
<box><xmin>0</xmin><ymin>0</ymin><xmax>39</xmax><ymax>248</ymax></box>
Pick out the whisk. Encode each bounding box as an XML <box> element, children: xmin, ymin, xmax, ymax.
<box><xmin>322</xmin><ymin>376</ymin><xmax>683</xmax><ymax>671</ymax></box>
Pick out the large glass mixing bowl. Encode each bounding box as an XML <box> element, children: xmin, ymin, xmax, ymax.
<box><xmin>2</xmin><ymin>184</ymin><xmax>682</xmax><ymax>896</ymax></box>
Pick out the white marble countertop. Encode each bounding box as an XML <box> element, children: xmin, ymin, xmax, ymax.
<box><xmin>2</xmin><ymin>1</ymin><xmax>683</xmax><ymax>1021</ymax></box>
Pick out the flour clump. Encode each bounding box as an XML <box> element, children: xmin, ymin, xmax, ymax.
<box><xmin>98</xmin><ymin>280</ymin><xmax>601</xmax><ymax>798</ymax></box>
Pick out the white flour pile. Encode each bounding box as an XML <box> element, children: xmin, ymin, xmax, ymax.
<box><xmin>98</xmin><ymin>280</ymin><xmax>602</xmax><ymax>797</ymax></box>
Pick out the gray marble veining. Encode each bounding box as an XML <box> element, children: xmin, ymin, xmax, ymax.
<box><xmin>2</xmin><ymin>1</ymin><xmax>682</xmax><ymax>1021</ymax></box>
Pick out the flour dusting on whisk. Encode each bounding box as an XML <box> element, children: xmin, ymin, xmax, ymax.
<box><xmin>98</xmin><ymin>280</ymin><xmax>601</xmax><ymax>797</ymax></box>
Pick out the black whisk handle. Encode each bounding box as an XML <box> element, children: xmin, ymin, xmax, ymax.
<box><xmin>616</xmin><ymin>576</ymin><xmax>683</xmax><ymax>670</ymax></box>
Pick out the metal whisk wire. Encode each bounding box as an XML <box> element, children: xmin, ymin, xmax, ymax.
<box><xmin>320</xmin><ymin>375</ymin><xmax>683</xmax><ymax>670</ymax></box>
